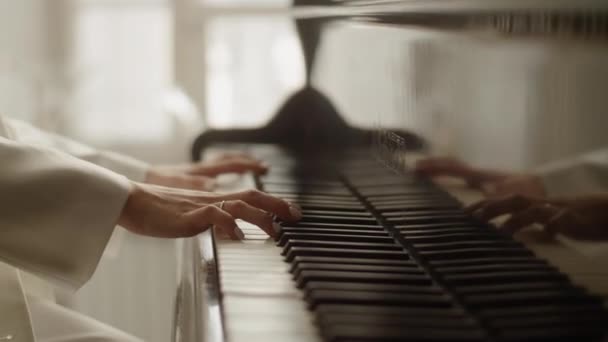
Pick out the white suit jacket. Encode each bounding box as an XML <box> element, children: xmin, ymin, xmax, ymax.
<box><xmin>0</xmin><ymin>116</ymin><xmax>147</xmax><ymax>342</ymax></box>
<box><xmin>535</xmin><ymin>149</ymin><xmax>608</xmax><ymax>197</ymax></box>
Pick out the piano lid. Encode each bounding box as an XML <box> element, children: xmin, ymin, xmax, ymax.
<box><xmin>195</xmin><ymin>2</ymin><xmax>608</xmax><ymax>172</ymax></box>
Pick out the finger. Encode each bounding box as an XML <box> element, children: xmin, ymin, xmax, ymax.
<box><xmin>543</xmin><ymin>208</ymin><xmax>596</xmax><ymax>239</ymax></box>
<box><xmin>184</xmin><ymin>175</ymin><xmax>216</xmax><ymax>191</ymax></box>
<box><xmin>465</xmin><ymin>199</ymin><xmax>488</xmax><ymax>214</ymax></box>
<box><xmin>543</xmin><ymin>208</ymin><xmax>572</xmax><ymax>236</ymax></box>
<box><xmin>480</xmin><ymin>182</ymin><xmax>498</xmax><ymax>196</ymax></box>
<box><xmin>467</xmin><ymin>194</ymin><xmax>535</xmax><ymax>221</ymax></box>
<box><xmin>182</xmin><ymin>205</ymin><xmax>242</xmax><ymax>239</ymax></box>
<box><xmin>219</xmin><ymin>189</ymin><xmax>301</xmax><ymax>221</ymax></box>
<box><xmin>192</xmin><ymin>159</ymin><xmax>268</xmax><ymax>177</ymax></box>
<box><xmin>499</xmin><ymin>204</ymin><xmax>560</xmax><ymax>234</ymax></box>
<box><xmin>213</xmin><ymin>152</ymin><xmax>253</xmax><ymax>161</ymax></box>
<box><xmin>414</xmin><ymin>158</ymin><xmax>465</xmax><ymax>177</ymax></box>
<box><xmin>221</xmin><ymin>200</ymin><xmax>277</xmax><ymax>238</ymax></box>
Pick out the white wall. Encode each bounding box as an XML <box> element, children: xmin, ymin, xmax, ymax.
<box><xmin>0</xmin><ymin>0</ymin><xmax>50</xmax><ymax>122</ymax></box>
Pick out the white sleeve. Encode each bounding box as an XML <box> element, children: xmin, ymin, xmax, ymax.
<box><xmin>0</xmin><ymin>136</ymin><xmax>131</xmax><ymax>289</ymax></box>
<box><xmin>2</xmin><ymin>118</ymin><xmax>149</xmax><ymax>182</ymax></box>
<box><xmin>534</xmin><ymin>149</ymin><xmax>608</xmax><ymax>197</ymax></box>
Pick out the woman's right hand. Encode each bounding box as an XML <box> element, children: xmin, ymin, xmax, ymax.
<box><xmin>414</xmin><ymin>156</ymin><xmax>546</xmax><ymax>198</ymax></box>
<box><xmin>466</xmin><ymin>193</ymin><xmax>608</xmax><ymax>240</ymax></box>
<box><xmin>117</xmin><ymin>182</ymin><xmax>302</xmax><ymax>240</ymax></box>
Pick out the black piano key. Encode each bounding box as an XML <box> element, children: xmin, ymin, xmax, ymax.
<box><xmin>263</xmin><ymin>185</ymin><xmax>352</xmax><ymax>196</ymax></box>
<box><xmin>274</xmin><ymin>194</ymin><xmax>361</xmax><ymax>203</ymax></box>
<box><xmin>387</xmin><ymin>215</ymin><xmax>471</xmax><ymax>225</ymax></box>
<box><xmin>382</xmin><ymin>209</ymin><xmax>466</xmax><ymax>217</ymax></box>
<box><xmin>442</xmin><ymin>270</ymin><xmax>569</xmax><ymax>286</ymax></box>
<box><xmin>362</xmin><ymin>189</ymin><xmax>443</xmax><ymax>197</ymax></box>
<box><xmin>436</xmin><ymin>262</ymin><xmax>553</xmax><ymax>275</ymax></box>
<box><xmin>454</xmin><ymin>281</ymin><xmax>578</xmax><ymax>295</ymax></box>
<box><xmin>299</xmin><ymin>209</ymin><xmax>374</xmax><ymax>217</ymax></box>
<box><xmin>280</xmin><ymin>227</ymin><xmax>389</xmax><ymax>237</ymax></box>
<box><xmin>400</xmin><ymin>229</ymin><xmax>488</xmax><ymax>238</ymax></box>
<box><xmin>430</xmin><ymin>256</ymin><xmax>546</xmax><ymax>267</ymax></box>
<box><xmin>413</xmin><ymin>240</ymin><xmax>523</xmax><ymax>252</ymax></box>
<box><xmin>371</xmin><ymin>198</ymin><xmax>456</xmax><ymax>204</ymax></box>
<box><xmin>396</xmin><ymin>222</ymin><xmax>482</xmax><ymax>231</ymax></box>
<box><xmin>277</xmin><ymin>233</ymin><xmax>394</xmax><ymax>247</ymax></box>
<box><xmin>282</xmin><ymin>240</ymin><xmax>403</xmax><ymax>256</ymax></box>
<box><xmin>375</xmin><ymin>202</ymin><xmax>460</xmax><ymax>211</ymax></box>
<box><xmin>352</xmin><ymin>180</ymin><xmax>419</xmax><ymax>187</ymax></box>
<box><xmin>315</xmin><ymin>304</ymin><xmax>466</xmax><ymax>318</ymax></box>
<box><xmin>296</xmin><ymin>270</ymin><xmax>432</xmax><ymax>288</ymax></box>
<box><xmin>420</xmin><ymin>247</ymin><xmax>534</xmax><ymax>261</ymax></box>
<box><xmin>298</xmin><ymin>215</ymin><xmax>379</xmax><ymax>225</ymax></box>
<box><xmin>304</xmin><ymin>281</ymin><xmax>441</xmax><ymax>294</ymax></box>
<box><xmin>479</xmin><ymin>303</ymin><xmax>608</xmax><ymax>320</ymax></box>
<box><xmin>316</xmin><ymin>312</ymin><xmax>477</xmax><ymax>329</ymax></box>
<box><xmin>305</xmin><ymin>289</ymin><xmax>452</xmax><ymax>309</ymax></box>
<box><xmin>405</xmin><ymin>232</ymin><xmax>506</xmax><ymax>243</ymax></box>
<box><xmin>367</xmin><ymin>194</ymin><xmax>449</xmax><ymax>202</ymax></box>
<box><xmin>494</xmin><ymin>325</ymin><xmax>605</xmax><ymax>342</ymax></box>
<box><xmin>272</xmin><ymin>191</ymin><xmax>355</xmax><ymax>198</ymax></box>
<box><xmin>280</xmin><ymin>200</ymin><xmax>365</xmax><ymax>209</ymax></box>
<box><xmin>489</xmin><ymin>313</ymin><xmax>608</xmax><ymax>330</ymax></box>
<box><xmin>321</xmin><ymin>324</ymin><xmax>486</xmax><ymax>341</ymax></box>
<box><xmin>292</xmin><ymin>262</ymin><xmax>423</xmax><ymax>278</ymax></box>
<box><xmin>290</xmin><ymin>256</ymin><xmax>417</xmax><ymax>272</ymax></box>
<box><xmin>286</xmin><ymin>222</ymin><xmax>384</xmax><ymax>230</ymax></box>
<box><xmin>463</xmin><ymin>290</ymin><xmax>600</xmax><ymax>309</ymax></box>
<box><xmin>285</xmin><ymin>247</ymin><xmax>409</xmax><ymax>262</ymax></box>
<box><xmin>262</xmin><ymin>180</ymin><xmax>344</xmax><ymax>187</ymax></box>
<box><xmin>296</xmin><ymin>202</ymin><xmax>367</xmax><ymax>211</ymax></box>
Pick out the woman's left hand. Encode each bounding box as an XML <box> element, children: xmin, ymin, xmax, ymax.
<box><xmin>145</xmin><ymin>153</ymin><xmax>268</xmax><ymax>191</ymax></box>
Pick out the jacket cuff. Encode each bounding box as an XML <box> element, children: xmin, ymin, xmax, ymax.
<box><xmin>534</xmin><ymin>155</ymin><xmax>608</xmax><ymax>197</ymax></box>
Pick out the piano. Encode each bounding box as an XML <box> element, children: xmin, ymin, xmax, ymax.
<box><xmin>173</xmin><ymin>1</ymin><xmax>608</xmax><ymax>341</ymax></box>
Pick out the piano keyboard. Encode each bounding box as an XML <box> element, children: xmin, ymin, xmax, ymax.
<box><xmin>213</xmin><ymin>146</ymin><xmax>608</xmax><ymax>342</ymax></box>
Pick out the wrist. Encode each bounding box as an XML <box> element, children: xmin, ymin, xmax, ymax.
<box><xmin>144</xmin><ymin>168</ymin><xmax>161</xmax><ymax>184</ymax></box>
<box><xmin>118</xmin><ymin>181</ymin><xmax>142</xmax><ymax>229</ymax></box>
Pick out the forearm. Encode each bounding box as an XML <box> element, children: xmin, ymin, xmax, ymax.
<box><xmin>2</xmin><ymin>117</ymin><xmax>149</xmax><ymax>181</ymax></box>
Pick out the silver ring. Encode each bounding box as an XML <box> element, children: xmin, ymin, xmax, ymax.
<box><xmin>219</xmin><ymin>200</ymin><xmax>226</xmax><ymax>210</ymax></box>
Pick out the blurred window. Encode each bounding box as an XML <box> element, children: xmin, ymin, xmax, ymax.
<box><xmin>205</xmin><ymin>14</ymin><xmax>304</xmax><ymax>128</ymax></box>
<box><xmin>198</xmin><ymin>0</ymin><xmax>305</xmax><ymax>128</ymax></box>
<box><xmin>70</xmin><ymin>0</ymin><xmax>173</xmax><ymax>143</ymax></box>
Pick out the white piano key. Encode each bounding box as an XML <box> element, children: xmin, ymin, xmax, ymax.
<box><xmin>212</xmin><ymin>173</ymin><xmax>321</xmax><ymax>342</ymax></box>
<box><xmin>223</xmin><ymin>296</ymin><xmax>310</xmax><ymax>316</ymax></box>
<box><xmin>229</xmin><ymin>332</ymin><xmax>320</xmax><ymax>342</ymax></box>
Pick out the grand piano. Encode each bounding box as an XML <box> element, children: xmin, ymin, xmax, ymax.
<box><xmin>173</xmin><ymin>1</ymin><xmax>608</xmax><ymax>341</ymax></box>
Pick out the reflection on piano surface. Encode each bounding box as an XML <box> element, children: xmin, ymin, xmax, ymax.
<box><xmin>174</xmin><ymin>1</ymin><xmax>608</xmax><ymax>341</ymax></box>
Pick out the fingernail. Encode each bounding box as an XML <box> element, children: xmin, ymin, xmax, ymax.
<box><xmin>233</xmin><ymin>227</ymin><xmax>245</xmax><ymax>240</ymax></box>
<box><xmin>289</xmin><ymin>205</ymin><xmax>302</xmax><ymax>220</ymax></box>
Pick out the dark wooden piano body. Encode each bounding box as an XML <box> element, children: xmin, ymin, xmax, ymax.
<box><xmin>175</xmin><ymin>1</ymin><xmax>608</xmax><ymax>341</ymax></box>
